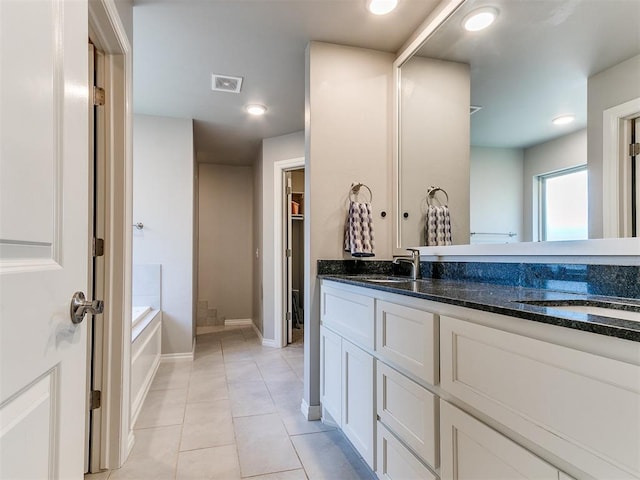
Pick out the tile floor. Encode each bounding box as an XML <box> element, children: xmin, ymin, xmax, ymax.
<box><xmin>86</xmin><ymin>325</ymin><xmax>376</xmax><ymax>480</ymax></box>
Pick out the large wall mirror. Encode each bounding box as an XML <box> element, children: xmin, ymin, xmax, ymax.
<box><xmin>395</xmin><ymin>0</ymin><xmax>640</xmax><ymax>250</ymax></box>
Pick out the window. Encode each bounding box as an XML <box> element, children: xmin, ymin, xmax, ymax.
<box><xmin>539</xmin><ymin>166</ymin><xmax>588</xmax><ymax>241</ymax></box>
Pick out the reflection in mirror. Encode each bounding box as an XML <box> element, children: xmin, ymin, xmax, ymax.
<box><xmin>397</xmin><ymin>0</ymin><xmax>640</xmax><ymax>249</ymax></box>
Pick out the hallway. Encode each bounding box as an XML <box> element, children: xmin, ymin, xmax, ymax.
<box><xmin>87</xmin><ymin>325</ymin><xmax>375</xmax><ymax>479</ymax></box>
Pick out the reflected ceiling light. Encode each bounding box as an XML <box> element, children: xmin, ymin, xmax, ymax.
<box><xmin>366</xmin><ymin>0</ymin><xmax>398</xmax><ymax>15</ymax></box>
<box><xmin>552</xmin><ymin>114</ymin><xmax>575</xmax><ymax>125</ymax></box>
<box><xmin>246</xmin><ymin>104</ymin><xmax>267</xmax><ymax>116</ymax></box>
<box><xmin>463</xmin><ymin>7</ymin><xmax>498</xmax><ymax>32</ymax></box>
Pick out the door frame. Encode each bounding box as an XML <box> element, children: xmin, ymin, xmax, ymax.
<box><xmin>88</xmin><ymin>0</ymin><xmax>134</xmax><ymax>470</ymax></box>
<box><xmin>602</xmin><ymin>97</ymin><xmax>640</xmax><ymax>238</ymax></box>
<box><xmin>273</xmin><ymin>157</ymin><xmax>305</xmax><ymax>348</ymax></box>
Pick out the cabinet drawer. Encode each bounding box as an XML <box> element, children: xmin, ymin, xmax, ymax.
<box><xmin>375</xmin><ymin>300</ymin><xmax>438</xmax><ymax>385</ymax></box>
<box><xmin>441</xmin><ymin>315</ymin><xmax>640</xmax><ymax>479</ymax></box>
<box><xmin>377</xmin><ymin>362</ymin><xmax>438</xmax><ymax>468</ymax></box>
<box><xmin>321</xmin><ymin>284</ymin><xmax>374</xmax><ymax>350</ymax></box>
<box><xmin>376</xmin><ymin>422</ymin><xmax>436</xmax><ymax>480</ymax></box>
<box><xmin>441</xmin><ymin>400</ymin><xmax>559</xmax><ymax>479</ymax></box>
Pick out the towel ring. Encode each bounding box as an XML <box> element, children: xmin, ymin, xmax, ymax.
<box><xmin>349</xmin><ymin>182</ymin><xmax>373</xmax><ymax>203</ymax></box>
<box><xmin>426</xmin><ymin>186</ymin><xmax>448</xmax><ymax>207</ymax></box>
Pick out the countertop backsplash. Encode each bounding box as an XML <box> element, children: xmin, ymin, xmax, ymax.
<box><xmin>317</xmin><ymin>260</ymin><xmax>639</xmax><ymax>299</ymax></box>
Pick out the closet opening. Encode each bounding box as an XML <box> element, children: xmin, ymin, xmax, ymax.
<box><xmin>283</xmin><ymin>168</ymin><xmax>305</xmax><ymax>346</ymax></box>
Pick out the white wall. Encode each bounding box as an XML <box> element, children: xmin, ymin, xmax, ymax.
<box><xmin>470</xmin><ymin>146</ymin><xmax>523</xmax><ymax>243</ymax></box>
<box><xmin>304</xmin><ymin>42</ymin><xmax>394</xmax><ymax>413</ymax></box>
<box><xmin>587</xmin><ymin>54</ymin><xmax>640</xmax><ymax>238</ymax></box>
<box><xmin>198</xmin><ymin>164</ymin><xmax>253</xmax><ymax>322</ymax></box>
<box><xmin>523</xmin><ymin>129</ymin><xmax>587</xmax><ymax>241</ymax></box>
<box><xmin>133</xmin><ymin>114</ymin><xmax>194</xmax><ymax>355</ymax></box>
<box><xmin>401</xmin><ymin>56</ymin><xmax>470</xmax><ymax>246</ymax></box>
<box><xmin>259</xmin><ymin>131</ymin><xmax>305</xmax><ymax>340</ymax></box>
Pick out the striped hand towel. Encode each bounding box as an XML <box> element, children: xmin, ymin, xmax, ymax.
<box><xmin>344</xmin><ymin>201</ymin><xmax>375</xmax><ymax>257</ymax></box>
<box><xmin>425</xmin><ymin>205</ymin><xmax>452</xmax><ymax>246</ymax></box>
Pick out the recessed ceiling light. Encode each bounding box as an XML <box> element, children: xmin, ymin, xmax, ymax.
<box><xmin>366</xmin><ymin>0</ymin><xmax>398</xmax><ymax>15</ymax></box>
<box><xmin>463</xmin><ymin>7</ymin><xmax>498</xmax><ymax>32</ymax></box>
<box><xmin>552</xmin><ymin>115</ymin><xmax>575</xmax><ymax>126</ymax></box>
<box><xmin>246</xmin><ymin>104</ymin><xmax>267</xmax><ymax>116</ymax></box>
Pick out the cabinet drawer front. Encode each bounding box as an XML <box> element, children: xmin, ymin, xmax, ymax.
<box><xmin>440</xmin><ymin>400</ymin><xmax>559</xmax><ymax>479</ymax></box>
<box><xmin>377</xmin><ymin>362</ymin><xmax>438</xmax><ymax>469</ymax></box>
<box><xmin>441</xmin><ymin>315</ymin><xmax>640</xmax><ymax>479</ymax></box>
<box><xmin>377</xmin><ymin>422</ymin><xmax>436</xmax><ymax>480</ymax></box>
<box><xmin>321</xmin><ymin>285</ymin><xmax>374</xmax><ymax>350</ymax></box>
<box><xmin>375</xmin><ymin>300</ymin><xmax>438</xmax><ymax>385</ymax></box>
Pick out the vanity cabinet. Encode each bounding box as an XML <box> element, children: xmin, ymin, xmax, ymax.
<box><xmin>320</xmin><ymin>279</ymin><xmax>640</xmax><ymax>480</ymax></box>
<box><xmin>320</xmin><ymin>281</ymin><xmax>440</xmax><ymax>478</ymax></box>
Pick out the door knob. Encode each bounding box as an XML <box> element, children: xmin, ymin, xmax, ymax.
<box><xmin>70</xmin><ymin>291</ymin><xmax>104</xmax><ymax>324</ymax></box>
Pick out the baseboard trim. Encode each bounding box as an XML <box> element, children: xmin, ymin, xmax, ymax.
<box><xmin>225</xmin><ymin>318</ymin><xmax>253</xmax><ymax>326</ymax></box>
<box><xmin>126</xmin><ymin>430</ymin><xmax>135</xmax><ymax>461</ymax></box>
<box><xmin>251</xmin><ymin>322</ymin><xmax>280</xmax><ymax>348</ymax></box>
<box><xmin>161</xmin><ymin>345</ymin><xmax>194</xmax><ymax>362</ymax></box>
<box><xmin>301</xmin><ymin>399</ymin><xmax>321</xmax><ymax>421</ymax></box>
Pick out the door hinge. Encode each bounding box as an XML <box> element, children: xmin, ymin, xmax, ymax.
<box><xmin>630</xmin><ymin>143</ymin><xmax>640</xmax><ymax>157</ymax></box>
<box><xmin>90</xmin><ymin>390</ymin><xmax>101</xmax><ymax>410</ymax></box>
<box><xmin>286</xmin><ymin>186</ymin><xmax>292</xmax><ymax>195</ymax></box>
<box><xmin>93</xmin><ymin>86</ymin><xmax>105</xmax><ymax>106</ymax></box>
<box><xmin>93</xmin><ymin>238</ymin><xmax>104</xmax><ymax>257</ymax></box>
<box><xmin>286</xmin><ymin>249</ymin><xmax>292</xmax><ymax>258</ymax></box>
<box><xmin>286</xmin><ymin>312</ymin><xmax>292</xmax><ymax>321</ymax></box>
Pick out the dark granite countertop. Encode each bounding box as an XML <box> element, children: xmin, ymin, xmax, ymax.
<box><xmin>320</xmin><ymin>275</ymin><xmax>640</xmax><ymax>342</ymax></box>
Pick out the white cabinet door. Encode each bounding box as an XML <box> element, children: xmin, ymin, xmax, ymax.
<box><xmin>320</xmin><ymin>326</ymin><xmax>342</xmax><ymax>424</ymax></box>
<box><xmin>342</xmin><ymin>338</ymin><xmax>375</xmax><ymax>469</ymax></box>
<box><xmin>441</xmin><ymin>401</ymin><xmax>559</xmax><ymax>480</ymax></box>
<box><xmin>0</xmin><ymin>0</ymin><xmax>90</xmax><ymax>478</ymax></box>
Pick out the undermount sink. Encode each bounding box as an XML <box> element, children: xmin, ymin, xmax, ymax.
<box><xmin>359</xmin><ymin>277</ymin><xmax>417</xmax><ymax>284</ymax></box>
<box><xmin>516</xmin><ymin>300</ymin><xmax>640</xmax><ymax>323</ymax></box>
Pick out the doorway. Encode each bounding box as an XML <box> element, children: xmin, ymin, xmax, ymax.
<box><xmin>284</xmin><ymin>168</ymin><xmax>305</xmax><ymax>345</ymax></box>
<box><xmin>272</xmin><ymin>157</ymin><xmax>304</xmax><ymax>348</ymax></box>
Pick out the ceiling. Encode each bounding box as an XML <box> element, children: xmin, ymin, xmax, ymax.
<box><xmin>133</xmin><ymin>0</ymin><xmax>441</xmax><ymax>165</ymax></box>
<box><xmin>414</xmin><ymin>0</ymin><xmax>640</xmax><ymax>149</ymax></box>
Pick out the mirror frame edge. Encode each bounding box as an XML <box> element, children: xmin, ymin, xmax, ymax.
<box><xmin>393</xmin><ymin>0</ymin><xmax>468</xmax><ymax>255</ymax></box>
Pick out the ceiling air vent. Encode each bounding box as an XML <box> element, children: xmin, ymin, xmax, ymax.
<box><xmin>211</xmin><ymin>74</ymin><xmax>243</xmax><ymax>93</ymax></box>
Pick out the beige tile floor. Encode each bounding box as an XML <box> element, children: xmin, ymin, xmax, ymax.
<box><xmin>86</xmin><ymin>325</ymin><xmax>376</xmax><ymax>480</ymax></box>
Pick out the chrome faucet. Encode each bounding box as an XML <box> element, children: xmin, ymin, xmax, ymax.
<box><xmin>392</xmin><ymin>248</ymin><xmax>421</xmax><ymax>280</ymax></box>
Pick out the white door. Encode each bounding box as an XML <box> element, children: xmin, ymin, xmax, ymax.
<box><xmin>284</xmin><ymin>171</ymin><xmax>293</xmax><ymax>344</ymax></box>
<box><xmin>633</xmin><ymin>116</ymin><xmax>639</xmax><ymax>236</ymax></box>
<box><xmin>1</xmin><ymin>1</ymin><xmax>91</xmax><ymax>478</ymax></box>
